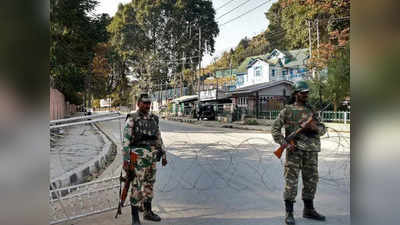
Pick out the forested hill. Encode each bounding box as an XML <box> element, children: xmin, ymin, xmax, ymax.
<box><xmin>206</xmin><ymin>0</ymin><xmax>350</xmax><ymax>73</ymax></box>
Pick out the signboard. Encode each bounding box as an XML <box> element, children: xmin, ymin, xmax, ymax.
<box><xmin>100</xmin><ymin>98</ymin><xmax>112</xmax><ymax>107</ymax></box>
<box><xmin>200</xmin><ymin>89</ymin><xmax>216</xmax><ymax>101</ymax></box>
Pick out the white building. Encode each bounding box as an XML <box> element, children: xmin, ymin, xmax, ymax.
<box><xmin>235</xmin><ymin>48</ymin><xmax>310</xmax><ymax>89</ymax></box>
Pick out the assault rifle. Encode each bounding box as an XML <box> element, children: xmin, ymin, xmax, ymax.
<box><xmin>115</xmin><ymin>150</ymin><xmax>137</xmax><ymax>218</ymax></box>
<box><xmin>273</xmin><ymin>116</ymin><xmax>313</xmax><ymax>159</ymax></box>
<box><xmin>273</xmin><ymin>102</ymin><xmax>331</xmax><ymax>159</ymax></box>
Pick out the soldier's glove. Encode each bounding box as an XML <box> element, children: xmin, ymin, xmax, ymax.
<box><xmin>282</xmin><ymin>139</ymin><xmax>295</xmax><ymax>151</ymax></box>
<box><xmin>162</xmin><ymin>158</ymin><xmax>167</xmax><ymax>167</ymax></box>
<box><xmin>301</xmin><ymin>118</ymin><xmax>319</xmax><ymax>136</ymax></box>
<box><xmin>123</xmin><ymin>161</ymin><xmax>130</xmax><ymax>172</ymax></box>
<box><xmin>156</xmin><ymin>149</ymin><xmax>164</xmax><ymax>162</ymax></box>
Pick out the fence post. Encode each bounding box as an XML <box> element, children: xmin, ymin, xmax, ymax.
<box><xmin>269</xmin><ymin>111</ymin><xmax>271</xmax><ymax>120</ymax></box>
<box><xmin>344</xmin><ymin>112</ymin><xmax>347</xmax><ymax>124</ymax></box>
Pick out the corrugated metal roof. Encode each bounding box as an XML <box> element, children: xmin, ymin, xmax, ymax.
<box><xmin>172</xmin><ymin>95</ymin><xmax>198</xmax><ymax>103</ymax></box>
<box><xmin>236</xmin><ymin>54</ymin><xmax>266</xmax><ymax>73</ymax></box>
<box><xmin>234</xmin><ymin>48</ymin><xmax>309</xmax><ymax>74</ymax></box>
<box><xmin>229</xmin><ymin>80</ymin><xmax>294</xmax><ymax>94</ymax></box>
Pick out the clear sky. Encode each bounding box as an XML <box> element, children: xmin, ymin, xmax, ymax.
<box><xmin>94</xmin><ymin>0</ymin><xmax>278</xmax><ymax>66</ymax></box>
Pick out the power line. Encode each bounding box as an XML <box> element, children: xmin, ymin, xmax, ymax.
<box><xmin>158</xmin><ymin>55</ymin><xmax>201</xmax><ymax>63</ymax></box>
<box><xmin>220</xmin><ymin>0</ymin><xmax>273</xmax><ymax>27</ymax></box>
<box><xmin>215</xmin><ymin>0</ymin><xmax>238</xmax><ymax>11</ymax></box>
<box><xmin>216</xmin><ymin>0</ymin><xmax>253</xmax><ymax>20</ymax></box>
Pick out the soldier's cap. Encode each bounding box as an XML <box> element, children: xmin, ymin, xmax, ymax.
<box><xmin>137</xmin><ymin>92</ymin><xmax>151</xmax><ymax>103</ymax></box>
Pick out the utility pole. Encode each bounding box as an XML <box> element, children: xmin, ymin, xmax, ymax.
<box><xmin>308</xmin><ymin>19</ymin><xmax>315</xmax><ymax>79</ymax></box>
<box><xmin>308</xmin><ymin>20</ymin><xmax>312</xmax><ymax>59</ymax></box>
<box><xmin>158</xmin><ymin>80</ymin><xmax>162</xmax><ymax>107</ymax></box>
<box><xmin>230</xmin><ymin>55</ymin><xmax>232</xmax><ymax>77</ymax></box>
<box><xmin>197</xmin><ymin>27</ymin><xmax>201</xmax><ymax>104</ymax></box>
<box><xmin>316</xmin><ymin>19</ymin><xmax>322</xmax><ymax>106</ymax></box>
<box><xmin>181</xmin><ymin>52</ymin><xmax>185</xmax><ymax>97</ymax></box>
<box><xmin>316</xmin><ymin>19</ymin><xmax>320</xmax><ymax>57</ymax></box>
<box><xmin>216</xmin><ymin>75</ymin><xmax>218</xmax><ymax>101</ymax></box>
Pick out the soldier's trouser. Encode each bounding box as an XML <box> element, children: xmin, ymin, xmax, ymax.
<box><xmin>129</xmin><ymin>148</ymin><xmax>157</xmax><ymax>206</ymax></box>
<box><xmin>283</xmin><ymin>149</ymin><xmax>319</xmax><ymax>201</ymax></box>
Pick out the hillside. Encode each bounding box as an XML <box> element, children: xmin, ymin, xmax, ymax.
<box><xmin>206</xmin><ymin>0</ymin><xmax>350</xmax><ymax>74</ymax></box>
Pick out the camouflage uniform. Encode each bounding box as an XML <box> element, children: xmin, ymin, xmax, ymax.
<box><xmin>272</xmin><ymin>103</ymin><xmax>326</xmax><ymax>201</ymax></box>
<box><xmin>122</xmin><ymin>111</ymin><xmax>164</xmax><ymax>207</ymax></box>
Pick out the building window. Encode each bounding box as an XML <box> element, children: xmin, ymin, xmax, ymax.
<box><xmin>271</xmin><ymin>69</ymin><xmax>275</xmax><ymax>77</ymax></box>
<box><xmin>255</xmin><ymin>66</ymin><xmax>262</xmax><ymax>76</ymax></box>
<box><xmin>282</xmin><ymin>70</ymin><xmax>287</xmax><ymax>76</ymax></box>
<box><xmin>238</xmin><ymin>97</ymin><xmax>247</xmax><ymax>106</ymax></box>
<box><xmin>237</xmin><ymin>75</ymin><xmax>244</xmax><ymax>85</ymax></box>
<box><xmin>298</xmin><ymin>68</ymin><xmax>306</xmax><ymax>73</ymax></box>
<box><xmin>290</xmin><ymin>69</ymin><xmax>295</xmax><ymax>78</ymax></box>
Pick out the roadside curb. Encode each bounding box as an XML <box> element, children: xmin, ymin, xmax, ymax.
<box><xmin>93</xmin><ymin>122</ymin><xmax>124</xmax><ymax>180</ymax></box>
<box><xmin>166</xmin><ymin>117</ymin><xmax>197</xmax><ymax>124</ymax></box>
<box><xmin>166</xmin><ymin>117</ymin><xmax>271</xmax><ymax>132</ymax></box>
<box><xmin>50</xmin><ymin>124</ymin><xmax>117</xmax><ymax>194</ymax></box>
<box><xmin>165</xmin><ymin>117</ymin><xmax>350</xmax><ymax>133</ymax></box>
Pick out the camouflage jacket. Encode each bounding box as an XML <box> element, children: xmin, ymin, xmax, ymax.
<box><xmin>122</xmin><ymin>111</ymin><xmax>164</xmax><ymax>162</ymax></box>
<box><xmin>271</xmin><ymin>103</ymin><xmax>326</xmax><ymax>152</ymax></box>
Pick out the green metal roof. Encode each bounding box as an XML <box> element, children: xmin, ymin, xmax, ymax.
<box><xmin>236</xmin><ymin>54</ymin><xmax>266</xmax><ymax>73</ymax></box>
<box><xmin>234</xmin><ymin>48</ymin><xmax>309</xmax><ymax>74</ymax></box>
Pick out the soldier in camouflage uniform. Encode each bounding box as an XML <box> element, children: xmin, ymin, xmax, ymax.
<box><xmin>122</xmin><ymin>93</ymin><xmax>167</xmax><ymax>225</ymax></box>
<box><xmin>272</xmin><ymin>81</ymin><xmax>327</xmax><ymax>225</ymax></box>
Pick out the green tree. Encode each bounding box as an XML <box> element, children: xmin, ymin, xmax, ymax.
<box><xmin>264</xmin><ymin>2</ymin><xmax>288</xmax><ymax>50</ymax></box>
<box><xmin>324</xmin><ymin>43</ymin><xmax>350</xmax><ymax>111</ymax></box>
<box><xmin>108</xmin><ymin>0</ymin><xmax>219</xmax><ymax>96</ymax></box>
<box><xmin>50</xmin><ymin>0</ymin><xmax>111</xmax><ymax>105</ymax></box>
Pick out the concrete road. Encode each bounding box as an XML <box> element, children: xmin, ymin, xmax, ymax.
<box><xmin>66</xmin><ymin>119</ymin><xmax>350</xmax><ymax>225</ymax></box>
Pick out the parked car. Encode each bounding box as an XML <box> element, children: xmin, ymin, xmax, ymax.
<box><xmin>197</xmin><ymin>104</ymin><xmax>215</xmax><ymax>120</ymax></box>
<box><xmin>84</xmin><ymin>108</ymin><xmax>92</xmax><ymax>116</ymax></box>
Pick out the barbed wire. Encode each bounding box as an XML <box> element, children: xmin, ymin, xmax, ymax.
<box><xmin>50</xmin><ymin>118</ymin><xmax>349</xmax><ymax>193</ymax></box>
<box><xmin>49</xmin><ymin>117</ymin><xmax>349</xmax><ymax>224</ymax></box>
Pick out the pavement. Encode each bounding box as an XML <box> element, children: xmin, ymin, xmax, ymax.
<box><xmin>50</xmin><ymin>113</ymin><xmax>116</xmax><ymax>189</ymax></box>
<box><xmin>49</xmin><ymin>113</ymin><xmax>350</xmax><ymax>225</ymax></box>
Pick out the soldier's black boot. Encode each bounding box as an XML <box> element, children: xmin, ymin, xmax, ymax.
<box><xmin>143</xmin><ymin>201</ymin><xmax>161</xmax><ymax>222</ymax></box>
<box><xmin>284</xmin><ymin>200</ymin><xmax>296</xmax><ymax>225</ymax></box>
<box><xmin>303</xmin><ymin>199</ymin><xmax>326</xmax><ymax>221</ymax></box>
<box><xmin>131</xmin><ymin>205</ymin><xmax>141</xmax><ymax>225</ymax></box>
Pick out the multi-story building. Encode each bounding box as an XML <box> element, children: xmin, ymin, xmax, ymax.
<box><xmin>235</xmin><ymin>48</ymin><xmax>310</xmax><ymax>89</ymax></box>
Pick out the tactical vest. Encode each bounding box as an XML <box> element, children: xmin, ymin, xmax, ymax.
<box><xmin>283</xmin><ymin>104</ymin><xmax>322</xmax><ymax>152</ymax></box>
<box><xmin>283</xmin><ymin>104</ymin><xmax>318</xmax><ymax>137</ymax></box>
<box><xmin>129</xmin><ymin>112</ymin><xmax>159</xmax><ymax>148</ymax></box>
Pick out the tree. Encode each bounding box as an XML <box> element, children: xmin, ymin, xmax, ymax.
<box><xmin>108</xmin><ymin>0</ymin><xmax>219</xmax><ymax>96</ymax></box>
<box><xmin>324</xmin><ymin>43</ymin><xmax>350</xmax><ymax>111</ymax></box>
<box><xmin>264</xmin><ymin>2</ymin><xmax>288</xmax><ymax>50</ymax></box>
<box><xmin>50</xmin><ymin>0</ymin><xmax>112</xmax><ymax>105</ymax></box>
<box><xmin>91</xmin><ymin>42</ymin><xmax>114</xmax><ymax>99</ymax></box>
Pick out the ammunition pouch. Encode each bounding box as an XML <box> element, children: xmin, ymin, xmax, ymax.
<box><xmin>130</xmin><ymin>135</ymin><xmax>157</xmax><ymax>147</ymax></box>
